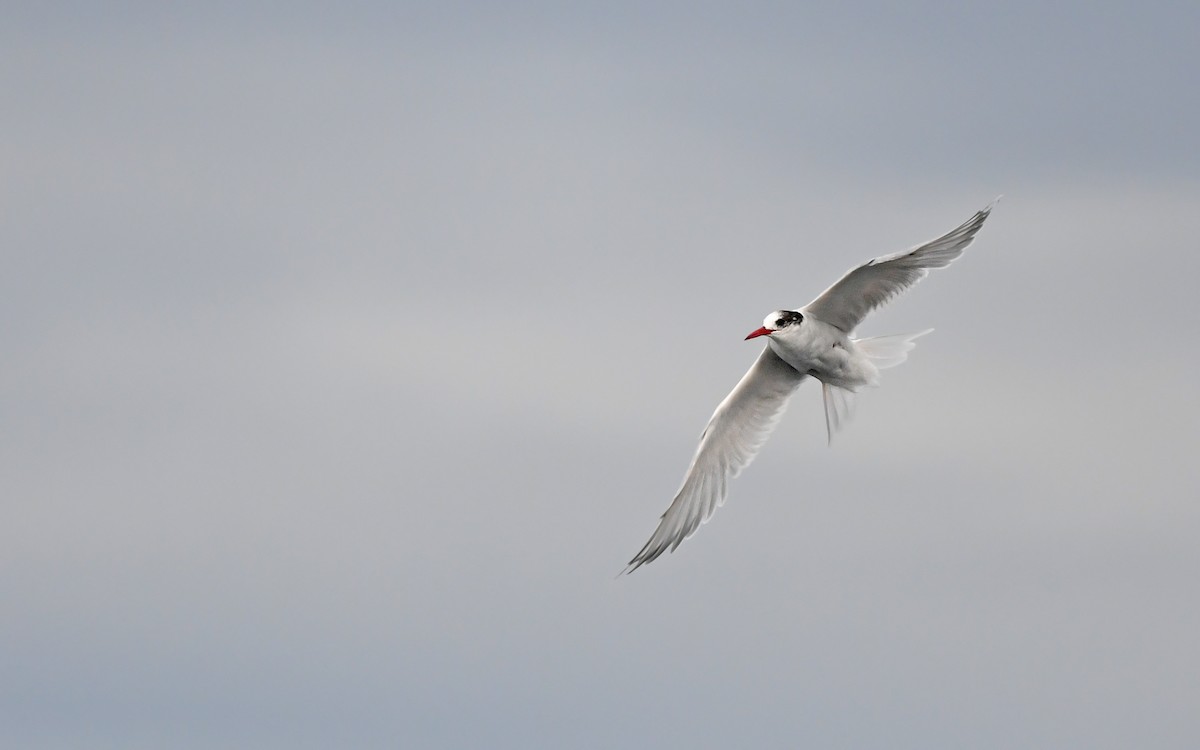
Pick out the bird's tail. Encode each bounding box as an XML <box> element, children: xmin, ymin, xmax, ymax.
<box><xmin>854</xmin><ymin>328</ymin><xmax>934</xmax><ymax>370</ymax></box>
<box><xmin>822</xmin><ymin>329</ymin><xmax>933</xmax><ymax>444</ymax></box>
<box><xmin>821</xmin><ymin>382</ymin><xmax>856</xmax><ymax>444</ymax></box>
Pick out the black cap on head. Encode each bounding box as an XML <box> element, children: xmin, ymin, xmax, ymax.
<box><xmin>772</xmin><ymin>311</ymin><xmax>803</xmax><ymax>328</ymax></box>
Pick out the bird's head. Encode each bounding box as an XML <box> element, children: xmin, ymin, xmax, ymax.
<box><xmin>745</xmin><ymin>310</ymin><xmax>803</xmax><ymax>340</ymax></box>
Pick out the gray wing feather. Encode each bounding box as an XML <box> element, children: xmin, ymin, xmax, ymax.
<box><xmin>802</xmin><ymin>200</ymin><xmax>997</xmax><ymax>333</ymax></box>
<box><xmin>625</xmin><ymin>346</ymin><xmax>806</xmax><ymax>572</ymax></box>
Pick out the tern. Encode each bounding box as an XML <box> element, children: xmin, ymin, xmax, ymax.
<box><xmin>625</xmin><ymin>200</ymin><xmax>997</xmax><ymax>573</ymax></box>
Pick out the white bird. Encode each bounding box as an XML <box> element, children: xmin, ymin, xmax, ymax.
<box><xmin>625</xmin><ymin>200</ymin><xmax>997</xmax><ymax>573</ymax></box>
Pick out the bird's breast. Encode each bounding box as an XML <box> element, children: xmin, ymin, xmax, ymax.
<box><xmin>767</xmin><ymin>322</ymin><xmax>873</xmax><ymax>389</ymax></box>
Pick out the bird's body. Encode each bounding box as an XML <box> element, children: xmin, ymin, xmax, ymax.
<box><xmin>766</xmin><ymin>315</ymin><xmax>875</xmax><ymax>390</ymax></box>
<box><xmin>625</xmin><ymin>200</ymin><xmax>998</xmax><ymax>573</ymax></box>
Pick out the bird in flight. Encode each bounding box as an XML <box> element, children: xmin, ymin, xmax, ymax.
<box><xmin>625</xmin><ymin>201</ymin><xmax>998</xmax><ymax>573</ymax></box>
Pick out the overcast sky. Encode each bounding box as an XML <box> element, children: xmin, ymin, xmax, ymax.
<box><xmin>4</xmin><ymin>3</ymin><xmax>1200</xmax><ymax>748</ymax></box>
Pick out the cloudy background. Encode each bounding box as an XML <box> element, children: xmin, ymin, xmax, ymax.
<box><xmin>4</xmin><ymin>2</ymin><xmax>1199</xmax><ymax>748</ymax></box>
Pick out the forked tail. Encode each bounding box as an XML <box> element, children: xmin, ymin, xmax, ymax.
<box><xmin>823</xmin><ymin>329</ymin><xmax>934</xmax><ymax>444</ymax></box>
<box><xmin>855</xmin><ymin>328</ymin><xmax>934</xmax><ymax>369</ymax></box>
<box><xmin>821</xmin><ymin>382</ymin><xmax>855</xmax><ymax>444</ymax></box>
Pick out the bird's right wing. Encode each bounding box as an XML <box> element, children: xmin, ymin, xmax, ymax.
<box><xmin>625</xmin><ymin>346</ymin><xmax>807</xmax><ymax>573</ymax></box>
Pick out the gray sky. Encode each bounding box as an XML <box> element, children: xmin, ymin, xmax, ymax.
<box><xmin>4</xmin><ymin>2</ymin><xmax>1199</xmax><ymax>748</ymax></box>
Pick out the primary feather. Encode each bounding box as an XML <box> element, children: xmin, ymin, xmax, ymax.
<box><xmin>803</xmin><ymin>200</ymin><xmax>996</xmax><ymax>333</ymax></box>
<box><xmin>624</xmin><ymin>347</ymin><xmax>806</xmax><ymax>572</ymax></box>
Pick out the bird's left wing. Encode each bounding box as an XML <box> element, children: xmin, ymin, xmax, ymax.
<box><xmin>625</xmin><ymin>346</ymin><xmax>807</xmax><ymax>572</ymax></box>
<box><xmin>802</xmin><ymin>200</ymin><xmax>997</xmax><ymax>333</ymax></box>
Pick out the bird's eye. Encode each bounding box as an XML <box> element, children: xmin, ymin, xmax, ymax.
<box><xmin>775</xmin><ymin>318</ymin><xmax>787</xmax><ymax>328</ymax></box>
